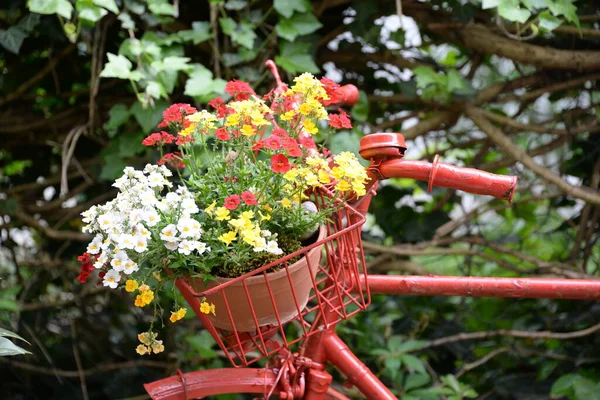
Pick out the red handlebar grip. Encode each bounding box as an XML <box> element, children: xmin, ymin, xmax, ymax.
<box><xmin>379</xmin><ymin>156</ymin><xmax>517</xmax><ymax>203</ymax></box>
<box><xmin>324</xmin><ymin>84</ymin><xmax>359</xmax><ymax>107</ymax></box>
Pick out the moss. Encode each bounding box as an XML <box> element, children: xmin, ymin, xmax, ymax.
<box><xmin>212</xmin><ymin>235</ymin><xmax>303</xmax><ymax>278</ymax></box>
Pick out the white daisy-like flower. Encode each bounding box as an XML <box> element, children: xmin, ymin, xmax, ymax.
<box><xmin>123</xmin><ymin>260</ymin><xmax>139</xmax><ymax>275</ymax></box>
<box><xmin>139</xmin><ymin>190</ymin><xmax>158</xmax><ymax>207</ymax></box>
<box><xmin>181</xmin><ymin>198</ymin><xmax>199</xmax><ymax>214</ymax></box>
<box><xmin>94</xmin><ymin>252</ymin><xmax>107</xmax><ymax>269</ymax></box>
<box><xmin>253</xmin><ymin>237</ymin><xmax>267</xmax><ymax>252</ymax></box>
<box><xmin>195</xmin><ymin>241</ymin><xmax>209</xmax><ymax>254</ymax></box>
<box><xmin>117</xmin><ymin>234</ymin><xmax>135</xmax><ymax>250</ymax></box>
<box><xmin>87</xmin><ymin>234</ymin><xmax>103</xmax><ymax>254</ymax></box>
<box><xmin>110</xmin><ymin>250</ymin><xmax>129</xmax><ymax>272</ymax></box>
<box><xmin>177</xmin><ymin>216</ymin><xmax>201</xmax><ymax>239</ymax></box>
<box><xmin>147</xmin><ymin>171</ymin><xmax>166</xmax><ymax>188</ymax></box>
<box><xmin>266</xmin><ymin>240</ymin><xmax>283</xmax><ymax>255</ymax></box>
<box><xmin>129</xmin><ymin>209</ymin><xmax>145</xmax><ymax>225</ymax></box>
<box><xmin>133</xmin><ymin>234</ymin><xmax>148</xmax><ymax>253</ymax></box>
<box><xmin>81</xmin><ymin>206</ymin><xmax>97</xmax><ymax>224</ymax></box>
<box><xmin>160</xmin><ymin>224</ymin><xmax>178</xmax><ymax>242</ymax></box>
<box><xmin>97</xmin><ymin>213</ymin><xmax>116</xmax><ymax>231</ymax></box>
<box><xmin>134</xmin><ymin>224</ymin><xmax>150</xmax><ymax>239</ymax></box>
<box><xmin>144</xmin><ymin>208</ymin><xmax>160</xmax><ymax>227</ymax></box>
<box><xmin>164</xmin><ymin>239</ymin><xmax>179</xmax><ymax>251</ymax></box>
<box><xmin>178</xmin><ymin>240</ymin><xmax>195</xmax><ymax>255</ymax></box>
<box><xmin>103</xmin><ymin>269</ymin><xmax>121</xmax><ymax>289</ymax></box>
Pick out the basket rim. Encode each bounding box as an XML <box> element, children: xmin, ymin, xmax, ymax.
<box><xmin>186</xmin><ymin>200</ymin><xmax>365</xmax><ymax>297</ymax></box>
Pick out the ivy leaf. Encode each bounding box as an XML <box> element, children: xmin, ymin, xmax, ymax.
<box><xmin>118</xmin><ymin>12</ymin><xmax>135</xmax><ymax>29</ymax></box>
<box><xmin>100</xmin><ymin>53</ymin><xmax>133</xmax><ymax>79</ymax></box>
<box><xmin>151</xmin><ymin>56</ymin><xmax>191</xmax><ymax>72</ymax></box>
<box><xmin>147</xmin><ymin>0</ymin><xmax>176</xmax><ymax>16</ymax></box>
<box><xmin>219</xmin><ymin>18</ymin><xmax>257</xmax><ymax>49</ymax></box>
<box><xmin>413</xmin><ymin>66</ymin><xmax>445</xmax><ymax>88</ymax></box>
<box><xmin>481</xmin><ymin>0</ymin><xmax>501</xmax><ymax>9</ymax></box>
<box><xmin>76</xmin><ymin>0</ymin><xmax>109</xmax><ymax>23</ymax></box>
<box><xmin>104</xmin><ymin>103</ymin><xmax>131</xmax><ymax>134</ymax></box>
<box><xmin>275</xmin><ymin>12</ymin><xmax>322</xmax><ymax>41</ymax></box>
<box><xmin>100</xmin><ymin>152</ymin><xmax>127</xmax><ymax>181</ymax></box>
<box><xmin>93</xmin><ymin>0</ymin><xmax>119</xmax><ymax>13</ymax></box>
<box><xmin>0</xmin><ymin>27</ymin><xmax>27</xmax><ymax>54</ymax></box>
<box><xmin>27</xmin><ymin>0</ymin><xmax>74</xmax><ymax>19</ymax></box>
<box><xmin>446</xmin><ymin>69</ymin><xmax>466</xmax><ymax>92</ymax></box>
<box><xmin>0</xmin><ymin>337</ymin><xmax>31</xmax><ymax>357</ymax></box>
<box><xmin>498</xmin><ymin>1</ymin><xmax>531</xmax><ymax>23</ymax></box>
<box><xmin>274</xmin><ymin>41</ymin><xmax>319</xmax><ymax>74</ymax></box>
<box><xmin>178</xmin><ymin>21</ymin><xmax>212</xmax><ymax>44</ymax></box>
<box><xmin>184</xmin><ymin>65</ymin><xmax>226</xmax><ymax>101</ymax></box>
<box><xmin>130</xmin><ymin>100</ymin><xmax>167</xmax><ymax>133</ymax></box>
<box><xmin>16</xmin><ymin>13</ymin><xmax>41</xmax><ymax>34</ymax></box>
<box><xmin>274</xmin><ymin>0</ymin><xmax>310</xmax><ymax>18</ymax></box>
<box><xmin>145</xmin><ymin>80</ymin><xmax>166</xmax><ymax>99</ymax></box>
<box><xmin>547</xmin><ymin>0</ymin><xmax>579</xmax><ymax>29</ymax></box>
<box><xmin>224</xmin><ymin>0</ymin><xmax>247</xmax><ymax>10</ymax></box>
<box><xmin>538</xmin><ymin>11</ymin><xmax>562</xmax><ymax>31</ymax></box>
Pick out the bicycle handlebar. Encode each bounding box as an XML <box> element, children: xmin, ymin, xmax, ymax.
<box><xmin>359</xmin><ymin>133</ymin><xmax>517</xmax><ymax>203</ymax></box>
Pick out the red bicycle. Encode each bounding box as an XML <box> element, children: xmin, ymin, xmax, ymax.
<box><xmin>144</xmin><ymin>64</ymin><xmax>600</xmax><ymax>400</ymax></box>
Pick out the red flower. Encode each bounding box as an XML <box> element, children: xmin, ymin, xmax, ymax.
<box><xmin>224</xmin><ymin>195</ymin><xmax>241</xmax><ymax>210</ymax></box>
<box><xmin>142</xmin><ymin>131</ymin><xmax>176</xmax><ymax>147</ymax></box>
<box><xmin>158</xmin><ymin>103</ymin><xmax>197</xmax><ymax>128</ymax></box>
<box><xmin>272</xmin><ymin>128</ymin><xmax>289</xmax><ymax>138</ymax></box>
<box><xmin>320</xmin><ymin>78</ymin><xmax>342</xmax><ymax>105</ymax></box>
<box><xmin>270</xmin><ymin>154</ymin><xmax>291</xmax><ymax>173</ymax></box>
<box><xmin>176</xmin><ymin>135</ymin><xmax>194</xmax><ymax>146</ymax></box>
<box><xmin>224</xmin><ymin>176</ymin><xmax>238</xmax><ymax>183</ymax></box>
<box><xmin>208</xmin><ymin>97</ymin><xmax>229</xmax><ymax>118</ymax></box>
<box><xmin>241</xmin><ymin>191</ymin><xmax>257</xmax><ymax>206</ymax></box>
<box><xmin>329</xmin><ymin>109</ymin><xmax>352</xmax><ymax>129</ymax></box>
<box><xmin>157</xmin><ymin>152</ymin><xmax>185</xmax><ymax>168</ymax></box>
<box><xmin>287</xmin><ymin>145</ymin><xmax>302</xmax><ymax>157</ymax></box>
<box><xmin>97</xmin><ymin>271</ymin><xmax>105</xmax><ymax>286</ymax></box>
<box><xmin>215</xmin><ymin>127</ymin><xmax>231</xmax><ymax>141</ymax></box>
<box><xmin>77</xmin><ymin>252</ymin><xmax>96</xmax><ymax>283</ymax></box>
<box><xmin>225</xmin><ymin>79</ymin><xmax>255</xmax><ymax>101</ymax></box>
<box><xmin>252</xmin><ymin>141</ymin><xmax>263</xmax><ymax>151</ymax></box>
<box><xmin>263</xmin><ymin>136</ymin><xmax>281</xmax><ymax>150</ymax></box>
<box><xmin>298</xmin><ymin>135</ymin><xmax>317</xmax><ymax>149</ymax></box>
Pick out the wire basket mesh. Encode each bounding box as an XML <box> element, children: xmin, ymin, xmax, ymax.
<box><xmin>176</xmin><ymin>191</ymin><xmax>369</xmax><ymax>367</ymax></box>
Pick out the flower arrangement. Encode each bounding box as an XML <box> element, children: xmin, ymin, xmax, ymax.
<box><xmin>78</xmin><ymin>72</ymin><xmax>368</xmax><ymax>355</ymax></box>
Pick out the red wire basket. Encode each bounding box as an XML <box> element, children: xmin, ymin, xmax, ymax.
<box><xmin>175</xmin><ymin>190</ymin><xmax>369</xmax><ymax>367</ymax></box>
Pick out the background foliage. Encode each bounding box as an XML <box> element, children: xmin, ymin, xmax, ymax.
<box><xmin>1</xmin><ymin>0</ymin><xmax>599</xmax><ymax>399</ymax></box>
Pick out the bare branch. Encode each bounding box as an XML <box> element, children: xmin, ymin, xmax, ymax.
<box><xmin>13</xmin><ymin>209</ymin><xmax>92</xmax><ymax>242</ymax></box>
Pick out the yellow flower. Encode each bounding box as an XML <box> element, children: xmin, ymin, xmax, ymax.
<box><xmin>262</xmin><ymin>204</ymin><xmax>272</xmax><ymax>212</ymax></box>
<box><xmin>283</xmin><ymin>169</ymin><xmax>299</xmax><ymax>181</ymax></box>
<box><xmin>241</xmin><ymin>124</ymin><xmax>255</xmax><ymax>136</ymax></box>
<box><xmin>331</xmin><ymin>167</ymin><xmax>345</xmax><ymax>180</ymax></box>
<box><xmin>280</xmin><ymin>110</ymin><xmax>296</xmax><ymax>121</ymax></box>
<box><xmin>187</xmin><ymin>110</ymin><xmax>217</xmax><ymax>125</ymax></box>
<box><xmin>179</xmin><ymin>124</ymin><xmax>195</xmax><ymax>137</ymax></box>
<box><xmin>218</xmin><ymin>231</ymin><xmax>237</xmax><ymax>245</ymax></box>
<box><xmin>151</xmin><ymin>341</ymin><xmax>165</xmax><ymax>354</ymax></box>
<box><xmin>241</xmin><ymin>210</ymin><xmax>254</xmax><ymax>220</ymax></box>
<box><xmin>259</xmin><ymin>211</ymin><xmax>271</xmax><ymax>221</ymax></box>
<box><xmin>200</xmin><ymin>302</ymin><xmax>211</xmax><ymax>314</ymax></box>
<box><xmin>241</xmin><ymin>228</ymin><xmax>260</xmax><ymax>246</ymax></box>
<box><xmin>318</xmin><ymin>170</ymin><xmax>331</xmax><ymax>184</ymax></box>
<box><xmin>302</xmin><ymin>119</ymin><xmax>318</xmax><ymax>135</ymax></box>
<box><xmin>204</xmin><ymin>200</ymin><xmax>217</xmax><ymax>215</ymax></box>
<box><xmin>135</xmin><ymin>289</ymin><xmax>154</xmax><ymax>307</ymax></box>
<box><xmin>152</xmin><ymin>272</ymin><xmax>162</xmax><ymax>281</ymax></box>
<box><xmin>210</xmin><ymin>303</ymin><xmax>216</xmax><ymax>315</ymax></box>
<box><xmin>281</xmin><ymin>198</ymin><xmax>292</xmax><ymax>208</ymax></box>
<box><xmin>139</xmin><ymin>284</ymin><xmax>150</xmax><ymax>292</ymax></box>
<box><xmin>336</xmin><ymin>180</ymin><xmax>352</xmax><ymax>192</ymax></box>
<box><xmin>125</xmin><ymin>279</ymin><xmax>139</xmax><ymax>293</ymax></box>
<box><xmin>136</xmin><ymin>345</ymin><xmax>150</xmax><ymax>355</ymax></box>
<box><xmin>170</xmin><ymin>307</ymin><xmax>187</xmax><ymax>323</ymax></box>
<box><xmin>305</xmin><ymin>172</ymin><xmax>320</xmax><ymax>187</ymax></box>
<box><xmin>215</xmin><ymin>207</ymin><xmax>231</xmax><ymax>221</ymax></box>
<box><xmin>138</xmin><ymin>332</ymin><xmax>151</xmax><ymax>345</ymax></box>
<box><xmin>298</xmin><ymin>102</ymin><xmax>314</xmax><ymax>115</ymax></box>
<box><xmin>225</xmin><ymin>113</ymin><xmax>240</xmax><ymax>126</ymax></box>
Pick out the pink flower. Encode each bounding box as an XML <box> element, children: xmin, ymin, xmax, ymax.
<box><xmin>270</xmin><ymin>154</ymin><xmax>291</xmax><ymax>173</ymax></box>
<box><xmin>224</xmin><ymin>195</ymin><xmax>241</xmax><ymax>210</ymax></box>
<box><xmin>241</xmin><ymin>191</ymin><xmax>257</xmax><ymax>206</ymax></box>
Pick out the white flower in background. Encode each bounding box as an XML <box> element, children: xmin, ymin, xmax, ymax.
<box><xmin>94</xmin><ymin>252</ymin><xmax>107</xmax><ymax>269</ymax></box>
<box><xmin>97</xmin><ymin>213</ymin><xmax>116</xmax><ymax>231</ymax></box>
<box><xmin>139</xmin><ymin>190</ymin><xmax>158</xmax><ymax>207</ymax></box>
<box><xmin>164</xmin><ymin>240</ymin><xmax>179</xmax><ymax>251</ymax></box>
<box><xmin>147</xmin><ymin>171</ymin><xmax>167</xmax><ymax>188</ymax></box>
<box><xmin>253</xmin><ymin>237</ymin><xmax>267</xmax><ymax>252</ymax></box>
<box><xmin>196</xmin><ymin>242</ymin><xmax>209</xmax><ymax>254</ymax></box>
<box><xmin>123</xmin><ymin>260</ymin><xmax>139</xmax><ymax>275</ymax></box>
<box><xmin>134</xmin><ymin>224</ymin><xmax>150</xmax><ymax>239</ymax></box>
<box><xmin>261</xmin><ymin>230</ymin><xmax>272</xmax><ymax>237</ymax></box>
<box><xmin>177</xmin><ymin>216</ymin><xmax>201</xmax><ymax>239</ymax></box>
<box><xmin>117</xmin><ymin>234</ymin><xmax>135</xmax><ymax>250</ymax></box>
<box><xmin>165</xmin><ymin>192</ymin><xmax>181</xmax><ymax>204</ymax></box>
<box><xmin>160</xmin><ymin>224</ymin><xmax>178</xmax><ymax>242</ymax></box>
<box><xmin>129</xmin><ymin>209</ymin><xmax>145</xmax><ymax>225</ymax></box>
<box><xmin>87</xmin><ymin>235</ymin><xmax>103</xmax><ymax>254</ymax></box>
<box><xmin>133</xmin><ymin>234</ymin><xmax>148</xmax><ymax>253</ymax></box>
<box><xmin>181</xmin><ymin>198</ymin><xmax>199</xmax><ymax>214</ymax></box>
<box><xmin>103</xmin><ymin>269</ymin><xmax>121</xmax><ymax>289</ymax></box>
<box><xmin>144</xmin><ymin>209</ymin><xmax>160</xmax><ymax>227</ymax></box>
<box><xmin>178</xmin><ymin>240</ymin><xmax>195</xmax><ymax>255</ymax></box>
<box><xmin>81</xmin><ymin>206</ymin><xmax>97</xmax><ymax>224</ymax></box>
<box><xmin>110</xmin><ymin>250</ymin><xmax>129</xmax><ymax>272</ymax></box>
<box><xmin>266</xmin><ymin>240</ymin><xmax>283</xmax><ymax>255</ymax></box>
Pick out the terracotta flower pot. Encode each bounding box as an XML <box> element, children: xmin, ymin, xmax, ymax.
<box><xmin>189</xmin><ymin>226</ymin><xmax>326</xmax><ymax>332</ymax></box>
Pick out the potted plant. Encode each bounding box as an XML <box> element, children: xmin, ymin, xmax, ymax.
<box><xmin>77</xmin><ymin>71</ymin><xmax>368</xmax><ymax>356</ymax></box>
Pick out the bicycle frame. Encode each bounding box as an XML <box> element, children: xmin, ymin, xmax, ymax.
<box><xmin>145</xmin><ymin>68</ymin><xmax>600</xmax><ymax>399</ymax></box>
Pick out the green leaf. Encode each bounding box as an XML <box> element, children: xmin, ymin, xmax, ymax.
<box><xmin>76</xmin><ymin>0</ymin><xmax>109</xmax><ymax>23</ymax></box>
<box><xmin>145</xmin><ymin>80</ymin><xmax>166</xmax><ymax>99</ymax></box>
<box><xmin>147</xmin><ymin>0</ymin><xmax>176</xmax><ymax>16</ymax></box>
<box><xmin>481</xmin><ymin>0</ymin><xmax>501</xmax><ymax>9</ymax></box>
<box><xmin>351</xmin><ymin>91</ymin><xmax>369</xmax><ymax>122</ymax></box>
<box><xmin>538</xmin><ymin>10</ymin><xmax>562</xmax><ymax>31</ymax></box>
<box><xmin>130</xmin><ymin>100</ymin><xmax>167</xmax><ymax>133</ymax></box>
<box><xmin>219</xmin><ymin>18</ymin><xmax>257</xmax><ymax>49</ymax></box>
<box><xmin>184</xmin><ymin>65</ymin><xmax>226</xmax><ymax>101</ymax></box>
<box><xmin>178</xmin><ymin>21</ymin><xmax>212</xmax><ymax>44</ymax></box>
<box><xmin>0</xmin><ymin>27</ymin><xmax>27</xmax><ymax>55</ymax></box>
<box><xmin>224</xmin><ymin>0</ymin><xmax>247</xmax><ymax>10</ymax></box>
<box><xmin>498</xmin><ymin>2</ymin><xmax>532</xmax><ymax>23</ymax></box>
<box><xmin>186</xmin><ymin>331</ymin><xmax>217</xmax><ymax>359</ymax></box>
<box><xmin>404</xmin><ymin>373</ymin><xmax>431</xmax><ymax>391</ymax></box>
<box><xmin>16</xmin><ymin>13</ymin><xmax>41</xmax><ymax>33</ymax></box>
<box><xmin>0</xmin><ymin>337</ymin><xmax>31</xmax><ymax>357</ymax></box>
<box><xmin>28</xmin><ymin>0</ymin><xmax>74</xmax><ymax>19</ymax></box>
<box><xmin>93</xmin><ymin>0</ymin><xmax>119</xmax><ymax>13</ymax></box>
<box><xmin>401</xmin><ymin>354</ymin><xmax>426</xmax><ymax>374</ymax></box>
<box><xmin>118</xmin><ymin>12</ymin><xmax>136</xmax><ymax>29</ymax></box>
<box><xmin>439</xmin><ymin>50</ymin><xmax>458</xmax><ymax>67</ymax></box>
<box><xmin>100</xmin><ymin>152</ymin><xmax>127</xmax><ymax>181</ymax></box>
<box><xmin>118</xmin><ymin>132</ymin><xmax>145</xmax><ymax>157</ymax></box>
<box><xmin>0</xmin><ymin>328</ymin><xmax>30</xmax><ymax>344</ymax></box>
<box><xmin>275</xmin><ymin>12</ymin><xmax>322</xmax><ymax>41</ymax></box>
<box><xmin>413</xmin><ymin>66</ymin><xmax>445</xmax><ymax>88</ymax></box>
<box><xmin>274</xmin><ymin>41</ymin><xmax>319</xmax><ymax>74</ymax></box>
<box><xmin>441</xmin><ymin>375</ymin><xmax>461</xmax><ymax>393</ymax></box>
<box><xmin>0</xmin><ymin>298</ymin><xmax>19</xmax><ymax>312</ymax></box>
<box><xmin>274</xmin><ymin>0</ymin><xmax>310</xmax><ymax>18</ymax></box>
<box><xmin>151</xmin><ymin>56</ymin><xmax>191</xmax><ymax>72</ymax></box>
<box><xmin>547</xmin><ymin>0</ymin><xmax>579</xmax><ymax>27</ymax></box>
<box><xmin>550</xmin><ymin>373</ymin><xmax>578</xmax><ymax>397</ymax></box>
<box><xmin>103</xmin><ymin>104</ymin><xmax>130</xmax><ymax>134</ymax></box>
<box><xmin>100</xmin><ymin>53</ymin><xmax>133</xmax><ymax>79</ymax></box>
<box><xmin>384</xmin><ymin>357</ymin><xmax>402</xmax><ymax>380</ymax></box>
<box><xmin>446</xmin><ymin>69</ymin><xmax>466</xmax><ymax>92</ymax></box>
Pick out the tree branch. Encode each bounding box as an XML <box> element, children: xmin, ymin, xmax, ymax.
<box><xmin>13</xmin><ymin>209</ymin><xmax>92</xmax><ymax>242</ymax></box>
<box><xmin>466</xmin><ymin>106</ymin><xmax>600</xmax><ymax>205</ymax></box>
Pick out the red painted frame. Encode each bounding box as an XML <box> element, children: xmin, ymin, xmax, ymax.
<box><xmin>145</xmin><ymin>73</ymin><xmax>600</xmax><ymax>399</ymax></box>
